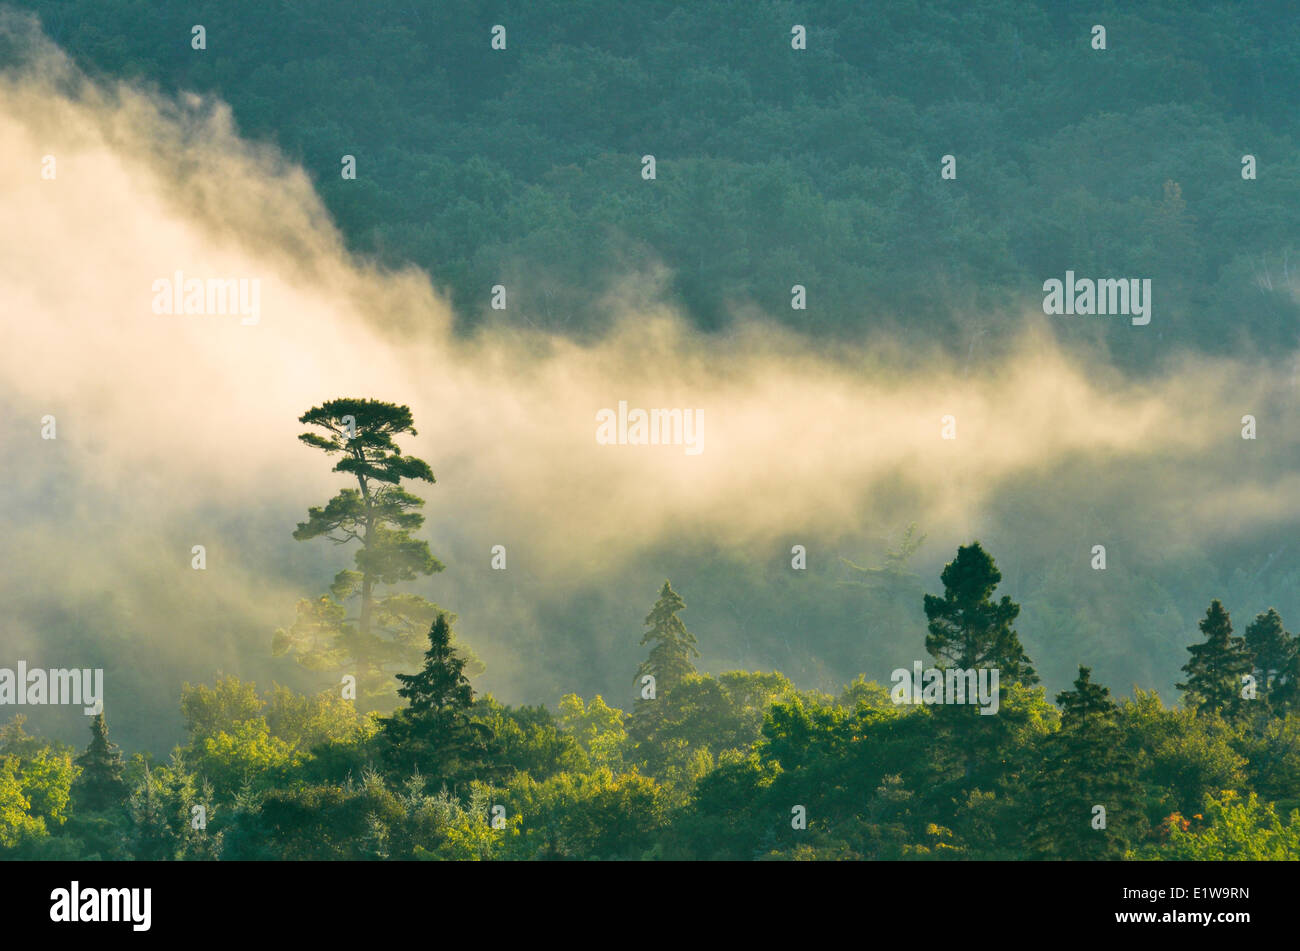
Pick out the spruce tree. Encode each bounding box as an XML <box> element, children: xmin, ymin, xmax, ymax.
<box><xmin>635</xmin><ymin>580</ymin><xmax>699</xmax><ymax>697</ymax></box>
<box><xmin>627</xmin><ymin>581</ymin><xmax>701</xmax><ymax>772</ymax></box>
<box><xmin>1272</xmin><ymin>645</ymin><xmax>1300</xmax><ymax>716</ymax></box>
<box><xmin>1244</xmin><ymin>608</ymin><xmax>1295</xmax><ymax>711</ymax></box>
<box><xmin>1025</xmin><ymin>667</ymin><xmax>1143</xmax><ymax>859</ymax></box>
<box><xmin>380</xmin><ymin>613</ymin><xmax>494</xmax><ymax>786</ymax></box>
<box><xmin>72</xmin><ymin>713</ymin><xmax>128</xmax><ymax>814</ymax></box>
<box><xmin>128</xmin><ymin>765</ymin><xmax>175</xmax><ymax>861</ymax></box>
<box><xmin>1178</xmin><ymin>600</ymin><xmax>1254</xmax><ymax>719</ymax></box>
<box><xmin>1057</xmin><ymin>666</ymin><xmax>1114</xmax><ymax>726</ymax></box>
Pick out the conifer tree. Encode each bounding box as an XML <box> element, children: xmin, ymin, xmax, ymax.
<box><xmin>1025</xmin><ymin>667</ymin><xmax>1143</xmax><ymax>859</ymax></box>
<box><xmin>380</xmin><ymin>613</ymin><xmax>494</xmax><ymax>786</ymax></box>
<box><xmin>1244</xmin><ymin>608</ymin><xmax>1295</xmax><ymax>711</ymax></box>
<box><xmin>274</xmin><ymin>398</ymin><xmax>476</xmax><ymax>710</ymax></box>
<box><xmin>920</xmin><ymin>543</ymin><xmax>1037</xmax><ymax>784</ymax></box>
<box><xmin>627</xmin><ymin>581</ymin><xmax>701</xmax><ymax>771</ymax></box>
<box><xmin>1057</xmin><ymin>665</ymin><xmax>1114</xmax><ymax>727</ymax></box>
<box><xmin>923</xmin><ymin>542</ymin><xmax>1037</xmax><ymax>685</ymax></box>
<box><xmin>635</xmin><ymin>580</ymin><xmax>699</xmax><ymax>697</ymax></box>
<box><xmin>72</xmin><ymin>713</ymin><xmax>128</xmax><ymax>814</ymax></box>
<box><xmin>1271</xmin><ymin>646</ymin><xmax>1300</xmax><ymax>717</ymax></box>
<box><xmin>1178</xmin><ymin>600</ymin><xmax>1254</xmax><ymax>719</ymax></box>
<box><xmin>129</xmin><ymin>765</ymin><xmax>175</xmax><ymax>860</ymax></box>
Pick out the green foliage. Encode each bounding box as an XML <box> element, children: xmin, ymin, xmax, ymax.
<box><xmin>240</xmin><ymin>777</ymin><xmax>406</xmax><ymax>861</ymax></box>
<box><xmin>1025</xmin><ymin>668</ymin><xmax>1146</xmax><ymax>859</ymax></box>
<box><xmin>409</xmin><ymin>784</ymin><xmax>518</xmax><ymax>861</ymax></box>
<box><xmin>17</xmin><ymin>747</ymin><xmax>76</xmax><ymax>830</ymax></box>
<box><xmin>1119</xmin><ymin>691</ymin><xmax>1249</xmax><ymax>822</ymax></box>
<box><xmin>380</xmin><ymin>613</ymin><xmax>495</xmax><ymax>787</ymax></box>
<box><xmin>179</xmin><ymin>676</ymin><xmax>364</xmax><ymax>796</ymax></box>
<box><xmin>276</xmin><ymin>398</ymin><xmax>452</xmax><ymax>709</ymax></box>
<box><xmin>68</xmin><ymin>711</ymin><xmax>125</xmax><ymax>815</ymax></box>
<box><xmin>181</xmin><ymin>678</ymin><xmax>263</xmax><ymax>744</ymax></box>
<box><xmin>0</xmin><ymin>756</ymin><xmax>47</xmax><ymax>849</ymax></box>
<box><xmin>923</xmin><ymin>541</ymin><xmax>1037</xmax><ymax>684</ymax></box>
<box><xmin>11</xmin><ymin>0</ymin><xmax>1300</xmax><ymax>863</ymax></box>
<box><xmin>630</xmin><ymin>671</ymin><xmax>796</xmax><ymax>781</ymax></box>
<box><xmin>265</xmin><ymin>683</ymin><xmax>366</xmax><ymax>751</ymax></box>
<box><xmin>1178</xmin><ymin>599</ymin><xmax>1254</xmax><ymax>720</ymax></box>
<box><xmin>11</xmin><ymin>537</ymin><xmax>1300</xmax><ymax>861</ymax></box>
<box><xmin>922</xmin><ymin>542</ymin><xmax>1037</xmax><ymax>784</ymax></box>
<box><xmin>1134</xmin><ymin>790</ymin><xmax>1300</xmax><ymax>860</ymax></box>
<box><xmin>557</xmin><ymin>693</ymin><xmax>630</xmax><ymax>771</ymax></box>
<box><xmin>1243</xmin><ymin>608</ymin><xmax>1298</xmax><ymax>714</ymax></box>
<box><xmin>1241</xmin><ymin>715</ymin><xmax>1300</xmax><ymax>813</ymax></box>
<box><xmin>498</xmin><ymin>767</ymin><xmax>668</xmax><ymax>860</ymax></box>
<box><xmin>196</xmin><ymin>720</ymin><xmax>298</xmax><ymax>798</ymax></box>
<box><xmin>634</xmin><ymin>580</ymin><xmax>699</xmax><ymax>695</ymax></box>
<box><xmin>1</xmin><ymin>717</ymin><xmax>78</xmax><ymax>834</ymax></box>
<box><xmin>26</xmin><ymin>0</ymin><xmax>1300</xmax><ymax>355</ymax></box>
<box><xmin>472</xmin><ymin>698</ymin><xmax>589</xmax><ymax>781</ymax></box>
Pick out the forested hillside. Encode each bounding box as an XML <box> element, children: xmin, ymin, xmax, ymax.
<box><xmin>16</xmin><ymin>0</ymin><xmax>1300</xmax><ymax>356</ymax></box>
<box><xmin>3</xmin><ymin>1</ymin><xmax>1300</xmax><ymax>861</ymax></box>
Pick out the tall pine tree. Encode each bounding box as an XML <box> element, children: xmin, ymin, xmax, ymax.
<box><xmin>1244</xmin><ymin>608</ymin><xmax>1296</xmax><ymax>712</ymax></box>
<box><xmin>923</xmin><ymin>542</ymin><xmax>1037</xmax><ymax>685</ymax></box>
<box><xmin>922</xmin><ymin>543</ymin><xmax>1036</xmax><ymax>785</ymax></box>
<box><xmin>274</xmin><ymin>398</ymin><xmax>477</xmax><ymax>710</ymax></box>
<box><xmin>1178</xmin><ymin>600</ymin><xmax>1253</xmax><ymax>719</ymax></box>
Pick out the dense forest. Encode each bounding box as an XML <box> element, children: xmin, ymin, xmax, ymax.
<box><xmin>13</xmin><ymin>0</ymin><xmax>1300</xmax><ymax>357</ymax></box>
<box><xmin>4</xmin><ymin>545</ymin><xmax>1299</xmax><ymax>859</ymax></box>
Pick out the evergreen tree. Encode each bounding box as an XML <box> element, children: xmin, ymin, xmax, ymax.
<box><xmin>923</xmin><ymin>542</ymin><xmax>1037</xmax><ymax>685</ymax></box>
<box><xmin>380</xmin><ymin>613</ymin><xmax>494</xmax><ymax>787</ymax></box>
<box><xmin>274</xmin><ymin>398</ymin><xmax>473</xmax><ymax>710</ymax></box>
<box><xmin>1025</xmin><ymin>667</ymin><xmax>1144</xmax><ymax>859</ymax></box>
<box><xmin>1272</xmin><ymin>646</ymin><xmax>1300</xmax><ymax>717</ymax></box>
<box><xmin>1057</xmin><ymin>666</ymin><xmax>1114</xmax><ymax>727</ymax></box>
<box><xmin>921</xmin><ymin>543</ymin><xmax>1036</xmax><ymax>785</ymax></box>
<box><xmin>635</xmin><ymin>580</ymin><xmax>700</xmax><ymax>697</ymax></box>
<box><xmin>1244</xmin><ymin>608</ymin><xmax>1296</xmax><ymax>711</ymax></box>
<box><xmin>182</xmin><ymin>778</ymin><xmax>222</xmax><ymax>861</ymax></box>
<box><xmin>129</xmin><ymin>765</ymin><xmax>175</xmax><ymax>860</ymax></box>
<box><xmin>72</xmin><ymin>713</ymin><xmax>128</xmax><ymax>814</ymax></box>
<box><xmin>627</xmin><ymin>581</ymin><xmax>700</xmax><ymax>773</ymax></box>
<box><xmin>1178</xmin><ymin>600</ymin><xmax>1254</xmax><ymax>719</ymax></box>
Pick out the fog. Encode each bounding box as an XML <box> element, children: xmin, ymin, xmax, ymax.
<box><xmin>3</xmin><ymin>14</ymin><xmax>1299</xmax><ymax>751</ymax></box>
